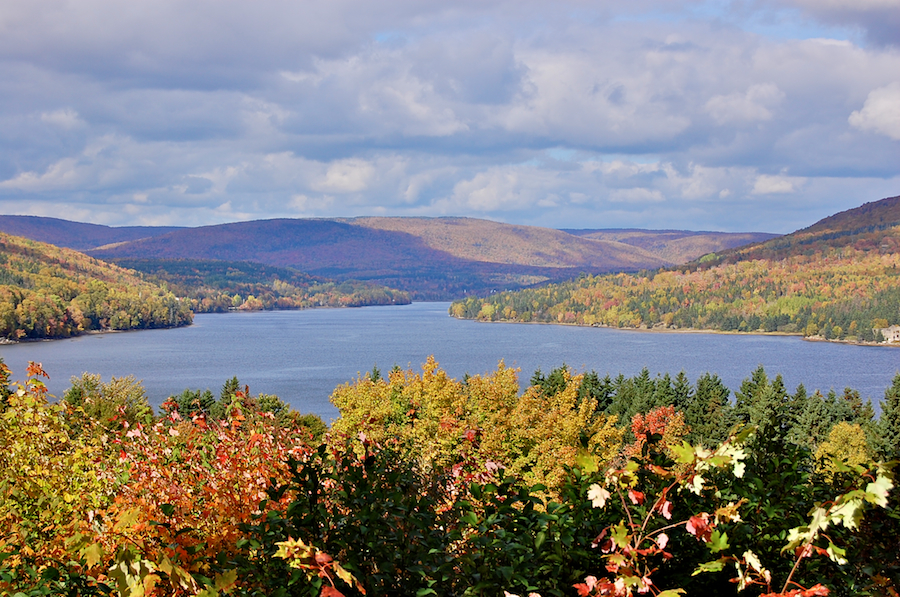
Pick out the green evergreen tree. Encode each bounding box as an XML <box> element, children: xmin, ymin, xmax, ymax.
<box><xmin>877</xmin><ymin>373</ymin><xmax>900</xmax><ymax>460</ymax></box>
<box><xmin>579</xmin><ymin>371</ymin><xmax>614</xmax><ymax>413</ymax></box>
<box><xmin>220</xmin><ymin>376</ymin><xmax>241</xmax><ymax>402</ymax></box>
<box><xmin>685</xmin><ymin>372</ymin><xmax>732</xmax><ymax>446</ymax></box>
<box><xmin>788</xmin><ymin>390</ymin><xmax>832</xmax><ymax>451</ymax></box>
<box><xmin>652</xmin><ymin>372</ymin><xmax>676</xmax><ymax>408</ymax></box>
<box><xmin>172</xmin><ymin>388</ymin><xmax>216</xmax><ymax>418</ymax></box>
<box><xmin>733</xmin><ymin>365</ymin><xmax>769</xmax><ymax>424</ymax></box>
<box><xmin>671</xmin><ymin>371</ymin><xmax>693</xmax><ymax>414</ymax></box>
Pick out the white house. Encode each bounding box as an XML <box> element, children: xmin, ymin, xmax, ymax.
<box><xmin>878</xmin><ymin>325</ymin><xmax>900</xmax><ymax>343</ymax></box>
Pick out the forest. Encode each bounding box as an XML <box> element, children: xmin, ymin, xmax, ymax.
<box><xmin>0</xmin><ymin>233</ymin><xmax>192</xmax><ymax>341</ymax></box>
<box><xmin>451</xmin><ymin>229</ymin><xmax>900</xmax><ymax>342</ymax></box>
<box><xmin>111</xmin><ymin>259</ymin><xmax>411</xmax><ymax>313</ymax></box>
<box><xmin>2</xmin><ymin>357</ymin><xmax>897</xmax><ymax>597</ymax></box>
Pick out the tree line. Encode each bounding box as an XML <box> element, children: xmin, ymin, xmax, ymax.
<box><xmin>451</xmin><ymin>245</ymin><xmax>900</xmax><ymax>342</ymax></box>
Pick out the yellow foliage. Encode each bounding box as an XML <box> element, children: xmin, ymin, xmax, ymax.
<box><xmin>0</xmin><ymin>364</ymin><xmax>121</xmax><ymax>575</ymax></box>
<box><xmin>814</xmin><ymin>422</ymin><xmax>871</xmax><ymax>480</ymax></box>
<box><xmin>330</xmin><ymin>357</ymin><xmax>623</xmax><ymax>492</ymax></box>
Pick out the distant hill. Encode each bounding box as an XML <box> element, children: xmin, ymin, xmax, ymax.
<box><xmin>452</xmin><ymin>194</ymin><xmax>900</xmax><ymax>343</ymax></box>
<box><xmin>0</xmin><ymin>215</ymin><xmax>182</xmax><ymax>251</ymax></box>
<box><xmin>0</xmin><ymin>215</ymin><xmax>774</xmax><ymax>300</ymax></box>
<box><xmin>710</xmin><ymin>195</ymin><xmax>900</xmax><ymax>263</ymax></box>
<box><xmin>0</xmin><ymin>232</ymin><xmax>192</xmax><ymax>340</ymax></box>
<box><xmin>562</xmin><ymin>229</ymin><xmax>779</xmax><ymax>264</ymax></box>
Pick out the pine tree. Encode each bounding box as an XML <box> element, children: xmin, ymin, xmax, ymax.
<box><xmin>220</xmin><ymin>376</ymin><xmax>241</xmax><ymax>402</ymax></box>
<box><xmin>733</xmin><ymin>365</ymin><xmax>769</xmax><ymax>424</ymax></box>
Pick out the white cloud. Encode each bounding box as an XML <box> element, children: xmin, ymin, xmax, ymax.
<box><xmin>609</xmin><ymin>188</ymin><xmax>665</xmax><ymax>204</ymax></box>
<box><xmin>705</xmin><ymin>84</ymin><xmax>785</xmax><ymax>124</ymax></box>
<box><xmin>849</xmin><ymin>82</ymin><xmax>900</xmax><ymax>141</ymax></box>
<box><xmin>40</xmin><ymin>108</ymin><xmax>84</xmax><ymax>129</ymax></box>
<box><xmin>752</xmin><ymin>174</ymin><xmax>806</xmax><ymax>194</ymax></box>
<box><xmin>312</xmin><ymin>159</ymin><xmax>376</xmax><ymax>193</ymax></box>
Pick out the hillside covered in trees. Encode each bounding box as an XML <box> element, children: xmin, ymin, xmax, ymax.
<box><xmin>0</xmin><ymin>231</ymin><xmax>412</xmax><ymax>340</ymax></box>
<box><xmin>452</xmin><ymin>195</ymin><xmax>900</xmax><ymax>342</ymax></box>
<box><xmin>2</xmin><ymin>358</ymin><xmax>897</xmax><ymax>596</ymax></box>
<box><xmin>116</xmin><ymin>259</ymin><xmax>411</xmax><ymax>313</ymax></box>
<box><xmin>0</xmin><ymin>233</ymin><xmax>193</xmax><ymax>340</ymax></box>
<box><xmin>0</xmin><ymin>215</ymin><xmax>774</xmax><ymax>300</ymax></box>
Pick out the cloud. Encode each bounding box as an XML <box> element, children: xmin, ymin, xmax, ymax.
<box><xmin>40</xmin><ymin>108</ymin><xmax>84</xmax><ymax>129</ymax></box>
<box><xmin>312</xmin><ymin>159</ymin><xmax>377</xmax><ymax>193</ymax></box>
<box><xmin>705</xmin><ymin>84</ymin><xmax>785</xmax><ymax>124</ymax></box>
<box><xmin>609</xmin><ymin>188</ymin><xmax>666</xmax><ymax>204</ymax></box>
<box><xmin>752</xmin><ymin>174</ymin><xmax>806</xmax><ymax>194</ymax></box>
<box><xmin>783</xmin><ymin>0</ymin><xmax>900</xmax><ymax>47</ymax></box>
<box><xmin>0</xmin><ymin>1</ymin><xmax>897</xmax><ymax>233</ymax></box>
<box><xmin>849</xmin><ymin>82</ymin><xmax>900</xmax><ymax>140</ymax></box>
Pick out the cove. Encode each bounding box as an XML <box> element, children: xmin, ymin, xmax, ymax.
<box><xmin>1</xmin><ymin>302</ymin><xmax>897</xmax><ymax>422</ymax></box>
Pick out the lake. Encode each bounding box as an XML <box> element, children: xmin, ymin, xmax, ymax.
<box><xmin>1</xmin><ymin>302</ymin><xmax>897</xmax><ymax>422</ymax></box>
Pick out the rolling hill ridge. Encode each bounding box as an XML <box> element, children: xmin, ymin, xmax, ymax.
<box><xmin>0</xmin><ymin>215</ymin><xmax>775</xmax><ymax>300</ymax></box>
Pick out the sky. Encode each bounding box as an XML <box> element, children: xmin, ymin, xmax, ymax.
<box><xmin>0</xmin><ymin>1</ymin><xmax>898</xmax><ymax>233</ymax></box>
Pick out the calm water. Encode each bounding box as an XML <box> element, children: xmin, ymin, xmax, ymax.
<box><xmin>1</xmin><ymin>302</ymin><xmax>897</xmax><ymax>422</ymax></box>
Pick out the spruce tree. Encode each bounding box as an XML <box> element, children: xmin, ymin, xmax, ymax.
<box><xmin>878</xmin><ymin>373</ymin><xmax>900</xmax><ymax>460</ymax></box>
<box><xmin>789</xmin><ymin>390</ymin><xmax>832</xmax><ymax>451</ymax></box>
<box><xmin>686</xmin><ymin>372</ymin><xmax>732</xmax><ymax>446</ymax></box>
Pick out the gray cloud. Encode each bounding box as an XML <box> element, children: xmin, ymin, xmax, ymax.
<box><xmin>0</xmin><ymin>0</ymin><xmax>897</xmax><ymax>233</ymax></box>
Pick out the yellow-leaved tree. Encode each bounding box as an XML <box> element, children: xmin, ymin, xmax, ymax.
<box><xmin>330</xmin><ymin>357</ymin><xmax>622</xmax><ymax>493</ymax></box>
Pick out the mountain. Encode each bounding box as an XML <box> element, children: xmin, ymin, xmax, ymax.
<box><xmin>0</xmin><ymin>215</ymin><xmax>774</xmax><ymax>300</ymax></box>
<box><xmin>0</xmin><ymin>215</ymin><xmax>182</xmax><ymax>251</ymax></box>
<box><xmin>451</xmin><ymin>194</ymin><xmax>900</xmax><ymax>343</ymax></box>
<box><xmin>561</xmin><ymin>229</ymin><xmax>778</xmax><ymax>264</ymax></box>
<box><xmin>0</xmin><ymin>232</ymin><xmax>192</xmax><ymax>340</ymax></box>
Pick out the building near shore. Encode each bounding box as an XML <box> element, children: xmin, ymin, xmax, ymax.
<box><xmin>878</xmin><ymin>325</ymin><xmax>900</xmax><ymax>343</ymax></box>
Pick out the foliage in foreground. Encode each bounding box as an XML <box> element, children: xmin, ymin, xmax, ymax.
<box><xmin>1</xmin><ymin>360</ymin><xmax>898</xmax><ymax>597</ymax></box>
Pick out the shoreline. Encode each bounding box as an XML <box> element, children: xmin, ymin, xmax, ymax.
<box><xmin>450</xmin><ymin>315</ymin><xmax>899</xmax><ymax>347</ymax></box>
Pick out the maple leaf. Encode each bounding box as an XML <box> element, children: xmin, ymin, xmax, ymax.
<box><xmin>660</xmin><ymin>500</ymin><xmax>673</xmax><ymax>520</ymax></box>
<box><xmin>588</xmin><ymin>483</ymin><xmax>611</xmax><ymax>508</ymax></box>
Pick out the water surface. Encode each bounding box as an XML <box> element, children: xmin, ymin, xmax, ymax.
<box><xmin>1</xmin><ymin>302</ymin><xmax>897</xmax><ymax>422</ymax></box>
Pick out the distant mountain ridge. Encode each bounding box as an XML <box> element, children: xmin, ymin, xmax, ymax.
<box><xmin>0</xmin><ymin>215</ymin><xmax>776</xmax><ymax>300</ymax></box>
<box><xmin>562</xmin><ymin>229</ymin><xmax>778</xmax><ymax>264</ymax></box>
<box><xmin>0</xmin><ymin>215</ymin><xmax>183</xmax><ymax>251</ymax></box>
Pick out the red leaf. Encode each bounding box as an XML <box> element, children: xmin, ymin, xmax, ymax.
<box><xmin>320</xmin><ymin>587</ymin><xmax>346</xmax><ymax>597</ymax></box>
<box><xmin>628</xmin><ymin>489</ymin><xmax>645</xmax><ymax>505</ymax></box>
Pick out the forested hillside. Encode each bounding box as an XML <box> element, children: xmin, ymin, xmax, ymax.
<box><xmin>2</xmin><ymin>358</ymin><xmax>897</xmax><ymax>596</ymax></box>
<box><xmin>0</xmin><ymin>233</ymin><xmax>192</xmax><ymax>340</ymax></box>
<box><xmin>116</xmin><ymin>258</ymin><xmax>411</xmax><ymax>312</ymax></box>
<box><xmin>452</xmin><ymin>195</ymin><xmax>900</xmax><ymax>341</ymax></box>
<box><xmin>0</xmin><ymin>214</ymin><xmax>774</xmax><ymax>300</ymax></box>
